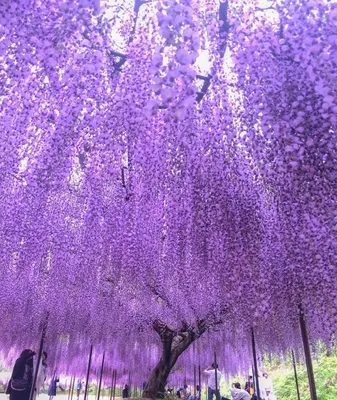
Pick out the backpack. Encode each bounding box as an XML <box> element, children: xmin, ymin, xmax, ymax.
<box><xmin>11</xmin><ymin>362</ymin><xmax>31</xmax><ymax>391</ymax></box>
<box><xmin>11</xmin><ymin>378</ymin><xmax>30</xmax><ymax>391</ymax></box>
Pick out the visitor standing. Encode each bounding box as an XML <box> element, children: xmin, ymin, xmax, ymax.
<box><xmin>244</xmin><ymin>376</ymin><xmax>254</xmax><ymax>397</ymax></box>
<box><xmin>33</xmin><ymin>352</ymin><xmax>48</xmax><ymax>399</ymax></box>
<box><xmin>187</xmin><ymin>384</ymin><xmax>200</xmax><ymax>400</ymax></box>
<box><xmin>76</xmin><ymin>380</ymin><xmax>82</xmax><ymax>399</ymax></box>
<box><xmin>195</xmin><ymin>385</ymin><xmax>201</xmax><ymax>400</ymax></box>
<box><xmin>259</xmin><ymin>373</ymin><xmax>276</xmax><ymax>400</ymax></box>
<box><xmin>48</xmin><ymin>377</ymin><xmax>59</xmax><ymax>400</ymax></box>
<box><xmin>230</xmin><ymin>383</ymin><xmax>250</xmax><ymax>400</ymax></box>
<box><xmin>122</xmin><ymin>384</ymin><xmax>130</xmax><ymax>398</ymax></box>
<box><xmin>7</xmin><ymin>349</ymin><xmax>36</xmax><ymax>400</ymax></box>
<box><xmin>204</xmin><ymin>363</ymin><xmax>221</xmax><ymax>400</ymax></box>
<box><xmin>181</xmin><ymin>385</ymin><xmax>190</xmax><ymax>400</ymax></box>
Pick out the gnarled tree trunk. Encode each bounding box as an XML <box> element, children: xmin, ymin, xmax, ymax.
<box><xmin>142</xmin><ymin>320</ymin><xmax>206</xmax><ymax>399</ymax></box>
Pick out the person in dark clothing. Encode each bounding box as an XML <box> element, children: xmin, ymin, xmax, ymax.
<box><xmin>48</xmin><ymin>377</ymin><xmax>59</xmax><ymax>400</ymax></box>
<box><xmin>244</xmin><ymin>376</ymin><xmax>254</xmax><ymax>397</ymax></box>
<box><xmin>122</xmin><ymin>384</ymin><xmax>130</xmax><ymax>398</ymax></box>
<box><xmin>7</xmin><ymin>349</ymin><xmax>36</xmax><ymax>400</ymax></box>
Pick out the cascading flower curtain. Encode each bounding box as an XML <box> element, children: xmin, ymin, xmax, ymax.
<box><xmin>0</xmin><ymin>0</ymin><xmax>336</xmax><ymax>378</ymax></box>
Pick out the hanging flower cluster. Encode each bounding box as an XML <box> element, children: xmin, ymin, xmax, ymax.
<box><xmin>0</xmin><ymin>0</ymin><xmax>336</xmax><ymax>379</ymax></box>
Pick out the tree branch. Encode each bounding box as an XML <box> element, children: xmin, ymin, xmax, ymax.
<box><xmin>153</xmin><ymin>319</ymin><xmax>174</xmax><ymax>337</ymax></box>
<box><xmin>150</xmin><ymin>284</ymin><xmax>174</xmax><ymax>309</ymax></box>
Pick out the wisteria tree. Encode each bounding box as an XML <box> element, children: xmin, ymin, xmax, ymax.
<box><xmin>0</xmin><ymin>0</ymin><xmax>336</xmax><ymax>397</ymax></box>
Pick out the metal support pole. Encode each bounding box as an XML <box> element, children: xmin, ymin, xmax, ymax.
<box><xmin>97</xmin><ymin>352</ymin><xmax>105</xmax><ymax>400</ymax></box>
<box><xmin>251</xmin><ymin>328</ymin><xmax>261</xmax><ymax>400</ymax></box>
<box><xmin>68</xmin><ymin>377</ymin><xmax>74</xmax><ymax>400</ymax></box>
<box><xmin>113</xmin><ymin>370</ymin><xmax>117</xmax><ymax>400</ymax></box>
<box><xmin>70</xmin><ymin>377</ymin><xmax>75</xmax><ymax>400</ymax></box>
<box><xmin>84</xmin><ymin>345</ymin><xmax>93</xmax><ymax>400</ymax></box>
<box><xmin>214</xmin><ymin>351</ymin><xmax>219</xmax><ymax>400</ymax></box>
<box><xmin>292</xmin><ymin>350</ymin><xmax>301</xmax><ymax>400</ymax></box>
<box><xmin>194</xmin><ymin>365</ymin><xmax>196</xmax><ymax>396</ymax></box>
<box><xmin>109</xmin><ymin>370</ymin><xmax>114</xmax><ymax>400</ymax></box>
<box><xmin>299</xmin><ymin>308</ymin><xmax>317</xmax><ymax>400</ymax></box>
<box><xmin>198</xmin><ymin>365</ymin><xmax>201</xmax><ymax>400</ymax></box>
<box><xmin>251</xmin><ymin>365</ymin><xmax>256</xmax><ymax>398</ymax></box>
<box><xmin>29</xmin><ymin>313</ymin><xmax>49</xmax><ymax>400</ymax></box>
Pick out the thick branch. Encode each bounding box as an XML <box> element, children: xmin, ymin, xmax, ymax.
<box><xmin>150</xmin><ymin>285</ymin><xmax>174</xmax><ymax>309</ymax></box>
<box><xmin>153</xmin><ymin>319</ymin><xmax>175</xmax><ymax>337</ymax></box>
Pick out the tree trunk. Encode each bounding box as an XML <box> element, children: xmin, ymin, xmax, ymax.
<box><xmin>142</xmin><ymin>320</ymin><xmax>206</xmax><ymax>399</ymax></box>
<box><xmin>142</xmin><ymin>356</ymin><xmax>171</xmax><ymax>399</ymax></box>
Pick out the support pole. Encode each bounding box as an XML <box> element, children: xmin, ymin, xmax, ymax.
<box><xmin>292</xmin><ymin>350</ymin><xmax>301</xmax><ymax>400</ymax></box>
<box><xmin>109</xmin><ymin>370</ymin><xmax>114</xmax><ymax>400</ymax></box>
<box><xmin>194</xmin><ymin>365</ymin><xmax>196</xmax><ymax>396</ymax></box>
<box><xmin>70</xmin><ymin>377</ymin><xmax>75</xmax><ymax>400</ymax></box>
<box><xmin>214</xmin><ymin>351</ymin><xmax>219</xmax><ymax>400</ymax></box>
<box><xmin>97</xmin><ymin>352</ymin><xmax>105</xmax><ymax>400</ymax></box>
<box><xmin>29</xmin><ymin>313</ymin><xmax>49</xmax><ymax>400</ymax></box>
<box><xmin>251</xmin><ymin>328</ymin><xmax>261</xmax><ymax>400</ymax></box>
<box><xmin>198</xmin><ymin>365</ymin><xmax>201</xmax><ymax>400</ymax></box>
<box><xmin>299</xmin><ymin>308</ymin><xmax>317</xmax><ymax>400</ymax></box>
<box><xmin>113</xmin><ymin>370</ymin><xmax>117</xmax><ymax>400</ymax></box>
<box><xmin>251</xmin><ymin>365</ymin><xmax>256</xmax><ymax>398</ymax></box>
<box><xmin>84</xmin><ymin>345</ymin><xmax>93</xmax><ymax>400</ymax></box>
<box><xmin>68</xmin><ymin>377</ymin><xmax>74</xmax><ymax>400</ymax></box>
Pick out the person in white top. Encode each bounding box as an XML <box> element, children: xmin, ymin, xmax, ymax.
<box><xmin>204</xmin><ymin>363</ymin><xmax>221</xmax><ymax>400</ymax></box>
<box><xmin>230</xmin><ymin>383</ymin><xmax>251</xmax><ymax>400</ymax></box>
<box><xmin>259</xmin><ymin>372</ymin><xmax>276</xmax><ymax>400</ymax></box>
<box><xmin>33</xmin><ymin>352</ymin><xmax>48</xmax><ymax>400</ymax></box>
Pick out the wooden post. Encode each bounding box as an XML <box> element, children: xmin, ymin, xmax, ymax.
<box><xmin>70</xmin><ymin>377</ymin><xmax>75</xmax><ymax>400</ymax></box>
<box><xmin>299</xmin><ymin>307</ymin><xmax>317</xmax><ymax>400</ymax></box>
<box><xmin>97</xmin><ymin>352</ymin><xmax>105</xmax><ymax>400</ymax></box>
<box><xmin>109</xmin><ymin>370</ymin><xmax>114</xmax><ymax>400</ymax></box>
<box><xmin>251</xmin><ymin>365</ymin><xmax>255</xmax><ymax>397</ymax></box>
<box><xmin>113</xmin><ymin>370</ymin><xmax>117</xmax><ymax>400</ymax></box>
<box><xmin>198</xmin><ymin>365</ymin><xmax>201</xmax><ymax>400</ymax></box>
<box><xmin>194</xmin><ymin>365</ymin><xmax>197</xmax><ymax>396</ymax></box>
<box><xmin>292</xmin><ymin>350</ymin><xmax>301</xmax><ymax>400</ymax></box>
<box><xmin>84</xmin><ymin>345</ymin><xmax>93</xmax><ymax>400</ymax></box>
<box><xmin>214</xmin><ymin>350</ymin><xmax>219</xmax><ymax>400</ymax></box>
<box><xmin>29</xmin><ymin>313</ymin><xmax>49</xmax><ymax>400</ymax></box>
<box><xmin>68</xmin><ymin>377</ymin><xmax>74</xmax><ymax>400</ymax></box>
<box><xmin>251</xmin><ymin>328</ymin><xmax>261</xmax><ymax>400</ymax></box>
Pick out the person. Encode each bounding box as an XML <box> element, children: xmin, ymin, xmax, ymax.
<box><xmin>7</xmin><ymin>349</ymin><xmax>36</xmax><ymax>400</ymax></box>
<box><xmin>230</xmin><ymin>383</ymin><xmax>251</xmax><ymax>400</ymax></box>
<box><xmin>48</xmin><ymin>377</ymin><xmax>59</xmax><ymax>400</ymax></box>
<box><xmin>181</xmin><ymin>385</ymin><xmax>190</xmax><ymax>400</ymax></box>
<box><xmin>187</xmin><ymin>385</ymin><xmax>200</xmax><ymax>400</ymax></box>
<box><xmin>195</xmin><ymin>385</ymin><xmax>201</xmax><ymax>400</ymax></box>
<box><xmin>259</xmin><ymin>373</ymin><xmax>276</xmax><ymax>400</ymax></box>
<box><xmin>204</xmin><ymin>363</ymin><xmax>221</xmax><ymax>400</ymax></box>
<box><xmin>33</xmin><ymin>352</ymin><xmax>48</xmax><ymax>400</ymax></box>
<box><xmin>76</xmin><ymin>380</ymin><xmax>82</xmax><ymax>399</ymax></box>
<box><xmin>122</xmin><ymin>384</ymin><xmax>130</xmax><ymax>398</ymax></box>
<box><xmin>244</xmin><ymin>376</ymin><xmax>254</xmax><ymax>397</ymax></box>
